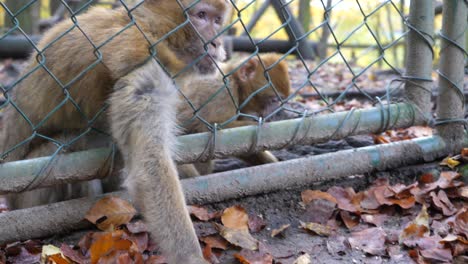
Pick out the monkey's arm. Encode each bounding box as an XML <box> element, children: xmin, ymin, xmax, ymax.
<box><xmin>109</xmin><ymin>60</ymin><xmax>206</xmax><ymax>264</ymax></box>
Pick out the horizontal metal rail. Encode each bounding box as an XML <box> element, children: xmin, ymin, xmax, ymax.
<box><xmin>0</xmin><ymin>103</ymin><xmax>421</xmax><ymax>194</ymax></box>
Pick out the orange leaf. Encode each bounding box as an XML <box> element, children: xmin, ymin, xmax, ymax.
<box><xmin>200</xmin><ymin>235</ymin><xmax>229</xmax><ymax>250</ymax></box>
<box><xmin>221</xmin><ymin>205</ymin><xmax>249</xmax><ymax>230</ymax></box>
<box><xmin>301</xmin><ymin>190</ymin><xmax>337</xmax><ymax>205</ymax></box>
<box><xmin>89</xmin><ymin>232</ymin><xmax>133</xmax><ymax>264</ymax></box>
<box><xmin>85</xmin><ymin>196</ymin><xmax>136</xmax><ymax>231</ymax></box>
<box><xmin>48</xmin><ymin>253</ymin><xmax>71</xmax><ymax>264</ymax></box>
<box><xmin>300</xmin><ymin>221</ymin><xmax>333</xmax><ymax>237</ymax></box>
<box><xmin>271</xmin><ymin>224</ymin><xmax>290</xmax><ymax>238</ymax></box>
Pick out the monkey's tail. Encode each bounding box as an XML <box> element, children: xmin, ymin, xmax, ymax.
<box><xmin>109</xmin><ymin>60</ymin><xmax>206</xmax><ymax>263</ymax></box>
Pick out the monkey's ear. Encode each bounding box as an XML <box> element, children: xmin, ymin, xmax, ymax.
<box><xmin>239</xmin><ymin>58</ymin><xmax>259</xmax><ymax>82</ymax></box>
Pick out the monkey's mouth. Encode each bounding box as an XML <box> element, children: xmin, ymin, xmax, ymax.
<box><xmin>262</xmin><ymin>96</ymin><xmax>283</xmax><ymax>117</ymax></box>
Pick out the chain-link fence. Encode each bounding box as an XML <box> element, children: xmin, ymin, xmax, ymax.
<box><xmin>0</xmin><ymin>0</ymin><xmax>466</xmax><ymax>242</ymax></box>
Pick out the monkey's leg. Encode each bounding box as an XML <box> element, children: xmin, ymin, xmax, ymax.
<box><xmin>178</xmin><ymin>164</ymin><xmax>203</xmax><ymax>179</ymax></box>
<box><xmin>239</xmin><ymin>150</ymin><xmax>279</xmax><ymax>166</ymax></box>
<box><xmin>109</xmin><ymin>60</ymin><xmax>206</xmax><ymax>264</ymax></box>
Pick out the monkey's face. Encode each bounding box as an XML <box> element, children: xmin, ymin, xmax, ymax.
<box><xmin>187</xmin><ymin>1</ymin><xmax>229</xmax><ymax>73</ymax></box>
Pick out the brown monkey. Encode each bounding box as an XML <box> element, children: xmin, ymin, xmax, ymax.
<box><xmin>5</xmin><ymin>54</ymin><xmax>290</xmax><ymax>206</ymax></box>
<box><xmin>0</xmin><ymin>1</ymin><xmax>231</xmax><ymax>263</ymax></box>
<box><xmin>177</xmin><ymin>53</ymin><xmax>291</xmax><ymax>177</ymax></box>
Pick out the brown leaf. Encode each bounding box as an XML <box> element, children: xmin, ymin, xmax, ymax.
<box><xmin>78</xmin><ymin>232</ymin><xmax>94</xmax><ymax>256</ymax></box>
<box><xmin>85</xmin><ymin>196</ymin><xmax>136</xmax><ymax>231</ymax></box>
<box><xmin>234</xmin><ymin>249</ymin><xmax>273</xmax><ymax>264</ymax></box>
<box><xmin>200</xmin><ymin>235</ymin><xmax>229</xmax><ymax>250</ymax></box>
<box><xmin>430</xmin><ymin>190</ymin><xmax>457</xmax><ymax>216</ymax></box>
<box><xmin>361</xmin><ymin>214</ymin><xmax>389</xmax><ymax>227</ymax></box>
<box><xmin>127</xmin><ymin>232</ymin><xmax>149</xmax><ymax>252</ymax></box>
<box><xmin>301</xmin><ymin>190</ymin><xmax>337</xmax><ymax>205</ymax></box>
<box><xmin>48</xmin><ymin>253</ymin><xmax>71</xmax><ymax>264</ymax></box>
<box><xmin>416</xmin><ymin>171</ymin><xmax>463</xmax><ymax>195</ymax></box>
<box><xmin>360</xmin><ymin>189</ymin><xmax>381</xmax><ymax>210</ymax></box>
<box><xmin>221</xmin><ymin>205</ymin><xmax>249</xmax><ymax>230</ymax></box>
<box><xmin>125</xmin><ymin>220</ymin><xmax>148</xmax><ymax>234</ymax></box>
<box><xmin>326</xmin><ymin>235</ymin><xmax>349</xmax><ymax>256</ymax></box>
<box><xmin>202</xmin><ymin>245</ymin><xmax>219</xmax><ymax>264</ymax></box>
<box><xmin>60</xmin><ymin>244</ymin><xmax>87</xmax><ymax>264</ymax></box>
<box><xmin>90</xmin><ymin>231</ymin><xmax>133</xmax><ymax>264</ymax></box>
<box><xmin>300</xmin><ymin>221</ymin><xmax>333</xmax><ymax>237</ymax></box>
<box><xmin>217</xmin><ymin>224</ymin><xmax>258</xmax><ymax>250</ymax></box>
<box><xmin>23</xmin><ymin>240</ymin><xmax>42</xmax><ymax>255</ymax></box>
<box><xmin>453</xmin><ymin>209</ymin><xmax>468</xmax><ymax>238</ymax></box>
<box><xmin>188</xmin><ymin>205</ymin><xmax>219</xmax><ymax>222</ymax></box>
<box><xmin>399</xmin><ymin>206</ymin><xmax>430</xmax><ymax>247</ymax></box>
<box><xmin>339</xmin><ymin>211</ymin><xmax>359</xmax><ymax>229</ymax></box>
<box><xmin>302</xmin><ymin>198</ymin><xmax>336</xmax><ymax>225</ymax></box>
<box><xmin>144</xmin><ymin>255</ymin><xmax>167</xmax><ymax>264</ymax></box>
<box><xmin>271</xmin><ymin>224</ymin><xmax>290</xmax><ymax>237</ymax></box>
<box><xmin>327</xmin><ymin>187</ymin><xmax>359</xmax><ymax>212</ymax></box>
<box><xmin>459</xmin><ymin>186</ymin><xmax>468</xmax><ymax>198</ymax></box>
<box><xmin>348</xmin><ymin>227</ymin><xmax>387</xmax><ymax>256</ymax></box>
<box><xmin>461</xmin><ymin>148</ymin><xmax>468</xmax><ymax>161</ymax></box>
<box><xmin>248</xmin><ymin>214</ymin><xmax>266</xmax><ymax>233</ymax></box>
<box><xmin>6</xmin><ymin>247</ymin><xmax>40</xmax><ymax>264</ymax></box>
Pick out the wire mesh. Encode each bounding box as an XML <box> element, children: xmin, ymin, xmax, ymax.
<box><xmin>0</xmin><ymin>0</ymin><xmax>465</xmax><ymax>193</ymax></box>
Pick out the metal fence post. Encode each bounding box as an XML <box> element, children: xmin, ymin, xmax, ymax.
<box><xmin>436</xmin><ymin>0</ymin><xmax>467</xmax><ymax>153</ymax></box>
<box><xmin>403</xmin><ymin>0</ymin><xmax>435</xmax><ymax>124</ymax></box>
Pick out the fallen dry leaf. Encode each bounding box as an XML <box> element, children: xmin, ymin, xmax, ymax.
<box><xmin>453</xmin><ymin>209</ymin><xmax>468</xmax><ymax>238</ymax></box>
<box><xmin>217</xmin><ymin>224</ymin><xmax>258</xmax><ymax>250</ymax></box>
<box><xmin>202</xmin><ymin>245</ymin><xmax>219</xmax><ymax>264</ymax></box>
<box><xmin>327</xmin><ymin>187</ymin><xmax>359</xmax><ymax>212</ymax></box>
<box><xmin>459</xmin><ymin>186</ymin><xmax>468</xmax><ymax>198</ymax></box>
<box><xmin>326</xmin><ymin>235</ymin><xmax>349</xmax><ymax>256</ymax></box>
<box><xmin>348</xmin><ymin>227</ymin><xmax>387</xmax><ymax>256</ymax></box>
<box><xmin>302</xmin><ymin>198</ymin><xmax>336</xmax><ymax>224</ymax></box>
<box><xmin>361</xmin><ymin>214</ymin><xmax>389</xmax><ymax>227</ymax></box>
<box><xmin>200</xmin><ymin>235</ymin><xmax>229</xmax><ymax>250</ymax></box>
<box><xmin>248</xmin><ymin>214</ymin><xmax>266</xmax><ymax>233</ymax></box>
<box><xmin>221</xmin><ymin>205</ymin><xmax>249</xmax><ymax>230</ymax></box>
<box><xmin>60</xmin><ymin>243</ymin><xmax>87</xmax><ymax>264</ymax></box>
<box><xmin>188</xmin><ymin>205</ymin><xmax>219</xmax><ymax>222</ymax></box>
<box><xmin>145</xmin><ymin>255</ymin><xmax>167</xmax><ymax>264</ymax></box>
<box><xmin>271</xmin><ymin>224</ymin><xmax>290</xmax><ymax>237</ymax></box>
<box><xmin>301</xmin><ymin>190</ymin><xmax>337</xmax><ymax>204</ymax></box>
<box><xmin>125</xmin><ymin>220</ymin><xmax>148</xmax><ymax>234</ymax></box>
<box><xmin>339</xmin><ymin>211</ymin><xmax>359</xmax><ymax>229</ymax></box>
<box><xmin>89</xmin><ymin>231</ymin><xmax>133</xmax><ymax>264</ymax></box>
<box><xmin>440</xmin><ymin>156</ymin><xmax>460</xmax><ymax>169</ymax></box>
<box><xmin>300</xmin><ymin>221</ymin><xmax>333</xmax><ymax>236</ymax></box>
<box><xmin>292</xmin><ymin>253</ymin><xmax>311</xmax><ymax>264</ymax></box>
<box><xmin>399</xmin><ymin>205</ymin><xmax>430</xmax><ymax>247</ymax></box>
<box><xmin>234</xmin><ymin>249</ymin><xmax>273</xmax><ymax>264</ymax></box>
<box><xmin>85</xmin><ymin>196</ymin><xmax>136</xmax><ymax>231</ymax></box>
<box><xmin>430</xmin><ymin>190</ymin><xmax>457</xmax><ymax>216</ymax></box>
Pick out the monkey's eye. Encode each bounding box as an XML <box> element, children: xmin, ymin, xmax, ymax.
<box><xmin>197</xmin><ymin>11</ymin><xmax>206</xmax><ymax>19</ymax></box>
<box><xmin>215</xmin><ymin>16</ymin><xmax>222</xmax><ymax>24</ymax></box>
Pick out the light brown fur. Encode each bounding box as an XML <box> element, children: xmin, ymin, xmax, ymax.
<box><xmin>177</xmin><ymin>53</ymin><xmax>291</xmax><ymax>177</ymax></box>
<box><xmin>1</xmin><ymin>1</ymin><xmax>230</xmax><ymax>263</ymax></box>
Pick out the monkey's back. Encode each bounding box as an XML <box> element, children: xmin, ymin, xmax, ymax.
<box><xmin>2</xmin><ymin>7</ymin><xmax>153</xmax><ymax>160</ymax></box>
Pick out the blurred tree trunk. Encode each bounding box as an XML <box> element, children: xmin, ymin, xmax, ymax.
<box><xmin>4</xmin><ymin>0</ymin><xmax>40</xmax><ymax>34</ymax></box>
<box><xmin>298</xmin><ymin>0</ymin><xmax>310</xmax><ymax>32</ymax></box>
<box><xmin>317</xmin><ymin>0</ymin><xmax>332</xmax><ymax>60</ymax></box>
<box><xmin>50</xmin><ymin>0</ymin><xmax>62</xmax><ymax>14</ymax></box>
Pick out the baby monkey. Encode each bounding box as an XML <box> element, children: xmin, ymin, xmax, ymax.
<box><xmin>177</xmin><ymin>53</ymin><xmax>291</xmax><ymax>177</ymax></box>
